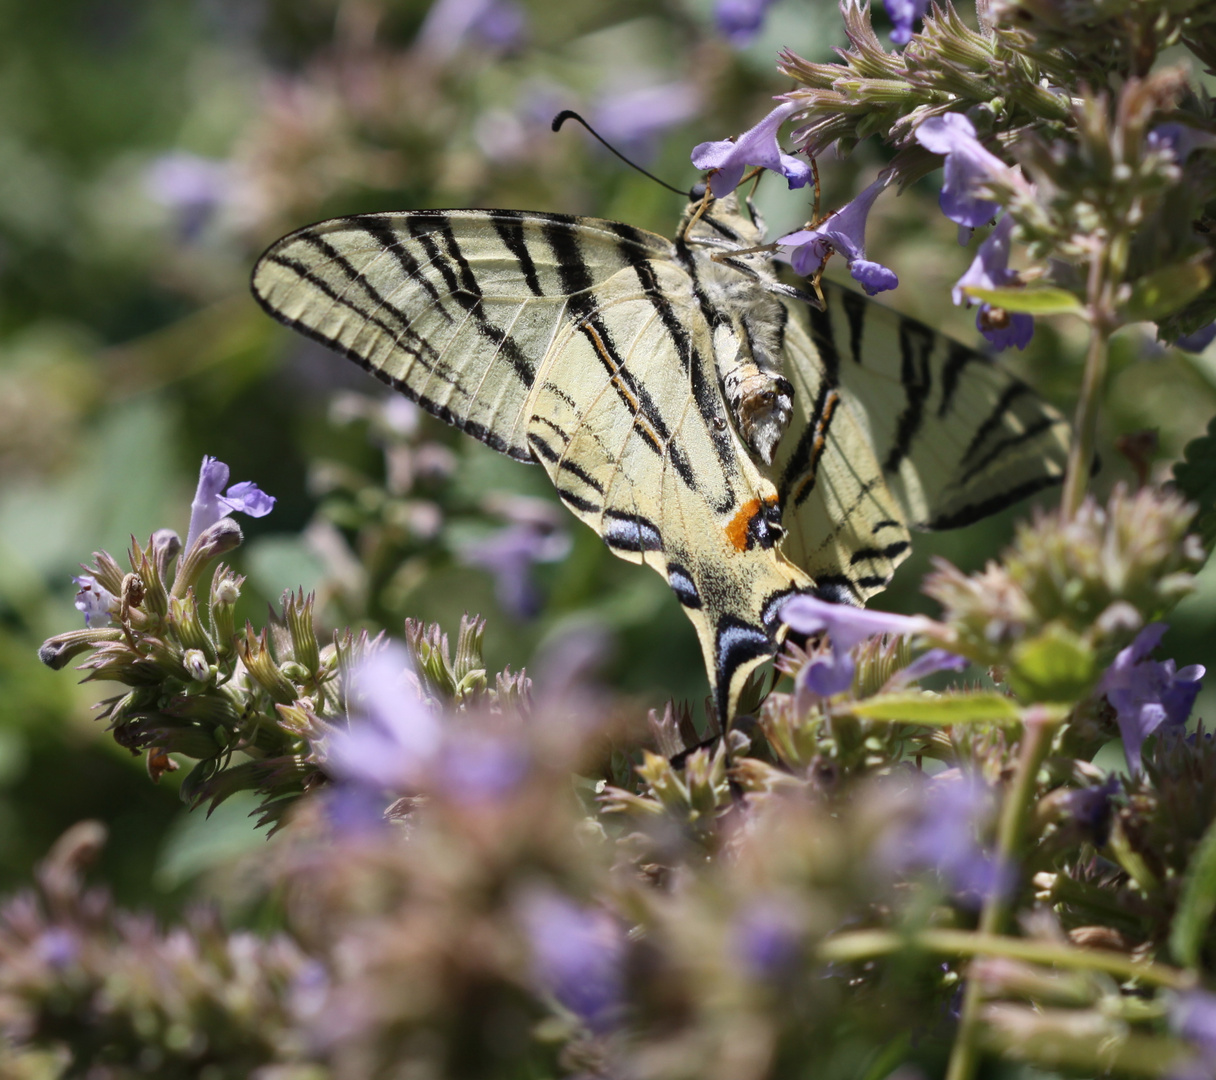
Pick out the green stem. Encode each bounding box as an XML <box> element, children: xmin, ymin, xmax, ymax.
<box><xmin>1061</xmin><ymin>250</ymin><xmax>1113</xmax><ymax>519</ymax></box>
<box><xmin>944</xmin><ymin>711</ymin><xmax>1059</xmax><ymax>1080</ymax></box>
<box><xmin>819</xmin><ymin>928</ymin><xmax>1194</xmax><ymax>991</ymax></box>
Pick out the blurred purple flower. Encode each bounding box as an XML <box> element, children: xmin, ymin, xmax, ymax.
<box><xmin>591</xmin><ymin>82</ymin><xmax>699</xmax><ymax>160</ymax></box>
<box><xmin>144</xmin><ymin>151</ymin><xmax>232</xmax><ymax>240</ymax></box>
<box><xmin>732</xmin><ymin>897</ymin><xmax>804</xmax><ymax>980</ymax></box>
<box><xmin>518</xmin><ymin>889</ymin><xmax>625</xmax><ymax>1032</ymax></box>
<box><xmin>884</xmin><ymin>775</ymin><xmax>1012</xmax><ymax>904</ymax></box>
<box><xmin>1147</xmin><ymin>123</ymin><xmax>1216</xmax><ymax>164</ymax></box>
<box><xmin>692</xmin><ymin>99</ymin><xmax>813</xmax><ymax>197</ymax></box>
<box><xmin>775</xmin><ymin>177</ymin><xmax>899</xmax><ymax>295</ymax></box>
<box><xmin>184</xmin><ymin>455</ymin><xmax>276</xmax><ymax>553</ymax></box>
<box><xmin>952</xmin><ymin>213</ymin><xmax>1034</xmax><ymax>351</ymax></box>
<box><xmin>888</xmin><ymin>648</ymin><xmax>969</xmax><ymax>689</ymax></box>
<box><xmin>884</xmin><ymin>0</ymin><xmax>930</xmax><ymax>44</ymax></box>
<box><xmin>1175</xmin><ymin>323</ymin><xmax>1216</xmax><ymax>354</ymax></box>
<box><xmin>458</xmin><ymin>519</ymin><xmax>570</xmax><ymax>620</ymax></box>
<box><xmin>416</xmin><ymin>0</ymin><xmax>527</xmax><ymax>59</ymax></box>
<box><xmin>780</xmin><ymin>593</ymin><xmax>932</xmax><ymax>697</ymax></box>
<box><xmin>1098</xmin><ymin>623</ymin><xmax>1205</xmax><ymax>774</ymax></box>
<box><xmin>1172</xmin><ymin>990</ymin><xmax>1216</xmax><ymax>1079</ymax></box>
<box><xmin>915</xmin><ymin>113</ymin><xmax>1007</xmax><ymax>230</ymax></box>
<box><xmin>714</xmin><ymin>0</ymin><xmax>779</xmax><ymax>46</ymax></box>
<box><xmin>1056</xmin><ymin>776</ymin><xmax>1119</xmax><ymax>846</ymax></box>
<box><xmin>326</xmin><ymin>643</ymin><xmax>441</xmax><ymax>792</ymax></box>
<box><xmin>73</xmin><ymin>575</ymin><xmax>116</xmax><ymax>627</ymax></box>
<box><xmin>35</xmin><ymin>928</ymin><xmax>79</xmax><ymax>969</ymax></box>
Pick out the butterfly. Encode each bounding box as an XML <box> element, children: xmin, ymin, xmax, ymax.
<box><xmin>251</xmin><ymin>192</ymin><xmax>1069</xmax><ymax>724</ymax></box>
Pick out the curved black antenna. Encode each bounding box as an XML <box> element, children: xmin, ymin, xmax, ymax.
<box><xmin>552</xmin><ymin>110</ymin><xmax>691</xmax><ymax>197</ymax></box>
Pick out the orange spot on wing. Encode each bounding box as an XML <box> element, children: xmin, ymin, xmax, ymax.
<box><xmin>725</xmin><ymin>494</ymin><xmax>779</xmax><ymax>552</ymax></box>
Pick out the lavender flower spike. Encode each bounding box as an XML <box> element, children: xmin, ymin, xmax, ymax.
<box><xmin>691</xmin><ymin>99</ymin><xmax>812</xmax><ymax>197</ymax></box>
<box><xmin>1098</xmin><ymin>622</ymin><xmax>1205</xmax><ymax>774</ymax></box>
<box><xmin>184</xmin><ymin>455</ymin><xmax>276</xmax><ymax>553</ymax></box>
<box><xmin>953</xmin><ymin>213</ymin><xmax>1034</xmax><ymax>351</ymax></box>
<box><xmin>914</xmin><ymin>113</ymin><xmax>1009</xmax><ymax>231</ymax></box>
<box><xmin>776</xmin><ymin>176</ymin><xmax>898</xmax><ymax>295</ymax></box>
<box><xmin>781</xmin><ymin>593</ymin><xmax>933</xmax><ymax>697</ymax></box>
<box><xmin>884</xmin><ymin>0</ymin><xmax>930</xmax><ymax>45</ymax></box>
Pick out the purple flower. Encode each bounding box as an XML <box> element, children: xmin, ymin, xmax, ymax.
<box><xmin>326</xmin><ymin>643</ymin><xmax>441</xmax><ymax>792</ymax></box>
<box><xmin>780</xmin><ymin>593</ymin><xmax>932</xmax><ymax>697</ymax></box>
<box><xmin>883</xmin><ymin>774</ymin><xmax>1013</xmax><ymax>904</ymax></box>
<box><xmin>1098</xmin><ymin>623</ymin><xmax>1204</xmax><ymax>774</ymax></box>
<box><xmin>1056</xmin><ymin>776</ymin><xmax>1119</xmax><ymax>847</ymax></box>
<box><xmin>458</xmin><ymin>516</ymin><xmax>570</xmax><ymax>620</ymax></box>
<box><xmin>35</xmin><ymin>928</ymin><xmax>79</xmax><ymax>969</ymax></box>
<box><xmin>184</xmin><ymin>456</ymin><xmax>275</xmax><ymax>553</ymax></box>
<box><xmin>884</xmin><ymin>0</ymin><xmax>930</xmax><ymax>44</ymax></box>
<box><xmin>714</xmin><ymin>0</ymin><xmax>779</xmax><ymax>46</ymax></box>
<box><xmin>1146</xmin><ymin>123</ymin><xmax>1216</xmax><ymax>164</ymax></box>
<box><xmin>415</xmin><ymin>0</ymin><xmax>528</xmax><ymax>58</ymax></box>
<box><xmin>952</xmin><ymin>213</ymin><xmax>1034</xmax><ymax>351</ymax></box>
<box><xmin>144</xmin><ymin>152</ymin><xmax>231</xmax><ymax>240</ymax></box>
<box><xmin>915</xmin><ymin>113</ymin><xmax>1008</xmax><ymax>230</ymax></box>
<box><xmin>518</xmin><ymin>889</ymin><xmax>625</xmax><ymax>1032</ymax></box>
<box><xmin>691</xmin><ymin>99</ymin><xmax>813</xmax><ymax>197</ymax></box>
<box><xmin>732</xmin><ymin>897</ymin><xmax>804</xmax><ymax>980</ymax></box>
<box><xmin>591</xmin><ymin>82</ymin><xmax>699</xmax><ymax>161</ymax></box>
<box><xmin>1175</xmin><ymin>323</ymin><xmax>1216</xmax><ymax>354</ymax></box>
<box><xmin>73</xmin><ymin>575</ymin><xmax>116</xmax><ymax>627</ymax></box>
<box><xmin>889</xmin><ymin>648</ymin><xmax>969</xmax><ymax>689</ymax></box>
<box><xmin>776</xmin><ymin>176</ymin><xmax>899</xmax><ymax>295</ymax></box>
<box><xmin>1172</xmin><ymin>990</ymin><xmax>1216</xmax><ymax>1079</ymax></box>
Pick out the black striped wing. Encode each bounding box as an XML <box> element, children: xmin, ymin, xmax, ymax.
<box><xmin>252</xmin><ymin>209</ymin><xmax>812</xmax><ymax>723</ymax></box>
<box><xmin>769</xmin><ymin>285</ymin><xmax>1069</xmax><ymax>603</ymax></box>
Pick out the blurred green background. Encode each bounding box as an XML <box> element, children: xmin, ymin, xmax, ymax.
<box><xmin>2</xmin><ymin>0</ymin><xmax>1214</xmax><ymax>912</ymax></box>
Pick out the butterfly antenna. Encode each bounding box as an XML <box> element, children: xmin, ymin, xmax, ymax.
<box><xmin>552</xmin><ymin>110</ymin><xmax>690</xmax><ymax>197</ymax></box>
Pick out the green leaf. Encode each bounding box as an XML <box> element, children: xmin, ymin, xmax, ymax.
<box><xmin>1171</xmin><ymin>814</ymin><xmax>1216</xmax><ymax>968</ymax></box>
<box><xmin>1121</xmin><ymin>261</ymin><xmax>1213</xmax><ymax>324</ymax></box>
<box><xmin>959</xmin><ymin>285</ymin><xmax>1084</xmax><ymax>315</ymax></box>
<box><xmin>1173</xmin><ymin>415</ymin><xmax>1216</xmax><ymax>551</ymax></box>
<box><xmin>1007</xmin><ymin>623</ymin><xmax>1096</xmax><ymax>703</ymax></box>
<box><xmin>850</xmin><ymin>690</ymin><xmax>1022</xmax><ymax>725</ymax></box>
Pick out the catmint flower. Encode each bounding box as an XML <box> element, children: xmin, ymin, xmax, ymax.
<box><xmin>775</xmin><ymin>177</ymin><xmax>899</xmax><ymax>295</ymax></box>
<box><xmin>1056</xmin><ymin>776</ymin><xmax>1119</xmax><ymax>847</ymax></box>
<box><xmin>714</xmin><ymin>0</ymin><xmax>779</xmax><ymax>46</ymax></box>
<box><xmin>883</xmin><ymin>774</ymin><xmax>1013</xmax><ymax>904</ymax></box>
<box><xmin>144</xmin><ymin>151</ymin><xmax>231</xmax><ymax>240</ymax></box>
<box><xmin>591</xmin><ymin>82</ymin><xmax>699</xmax><ymax>160</ymax></box>
<box><xmin>1146</xmin><ymin>123</ymin><xmax>1216</xmax><ymax>164</ymax></box>
<box><xmin>780</xmin><ymin>593</ymin><xmax>933</xmax><ymax>697</ymax></box>
<box><xmin>1175</xmin><ymin>323</ymin><xmax>1216</xmax><ymax>354</ymax></box>
<box><xmin>1097</xmin><ymin>623</ymin><xmax>1204</xmax><ymax>774</ymax></box>
<box><xmin>458</xmin><ymin>520</ymin><xmax>570</xmax><ymax>620</ymax></box>
<box><xmin>518</xmin><ymin>889</ymin><xmax>625</xmax><ymax>1032</ymax></box>
<box><xmin>73</xmin><ymin>575</ymin><xmax>116</xmax><ymax>627</ymax></box>
<box><xmin>184</xmin><ymin>456</ymin><xmax>275</xmax><ymax>554</ymax></box>
<box><xmin>732</xmin><ymin>896</ymin><xmax>804</xmax><ymax>980</ymax></box>
<box><xmin>415</xmin><ymin>0</ymin><xmax>527</xmax><ymax>59</ymax></box>
<box><xmin>884</xmin><ymin>0</ymin><xmax>929</xmax><ymax>44</ymax></box>
<box><xmin>888</xmin><ymin>648</ymin><xmax>969</xmax><ymax>689</ymax></box>
<box><xmin>914</xmin><ymin>113</ymin><xmax>1008</xmax><ymax>231</ymax></box>
<box><xmin>326</xmin><ymin>643</ymin><xmax>442</xmax><ymax>792</ymax></box>
<box><xmin>952</xmin><ymin>214</ymin><xmax>1034</xmax><ymax>351</ymax></box>
<box><xmin>691</xmin><ymin>99</ymin><xmax>813</xmax><ymax>197</ymax></box>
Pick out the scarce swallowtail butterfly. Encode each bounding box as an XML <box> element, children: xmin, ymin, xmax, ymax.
<box><xmin>251</xmin><ymin>191</ymin><xmax>1070</xmax><ymax>724</ymax></box>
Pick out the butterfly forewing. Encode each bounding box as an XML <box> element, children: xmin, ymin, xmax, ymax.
<box><xmin>251</xmin><ymin>209</ymin><xmax>673</xmax><ymax>461</ymax></box>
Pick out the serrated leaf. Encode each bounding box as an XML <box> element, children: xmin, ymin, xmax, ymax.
<box><xmin>1170</xmin><ymin>814</ymin><xmax>1216</xmax><ymax>968</ymax></box>
<box><xmin>1121</xmin><ymin>261</ymin><xmax>1213</xmax><ymax>323</ymax></box>
<box><xmin>1173</xmin><ymin>416</ymin><xmax>1216</xmax><ymax>551</ymax></box>
<box><xmin>960</xmin><ymin>285</ymin><xmax>1084</xmax><ymax>315</ymax></box>
<box><xmin>850</xmin><ymin>690</ymin><xmax>1022</xmax><ymax>724</ymax></box>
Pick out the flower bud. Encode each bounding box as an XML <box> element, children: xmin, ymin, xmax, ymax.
<box><xmin>282</xmin><ymin>589</ymin><xmax>320</xmax><ymax>676</ymax></box>
<box><xmin>38</xmin><ymin>627</ymin><xmax>123</xmax><ymax>670</ymax></box>
<box><xmin>183</xmin><ymin>649</ymin><xmax>211</xmax><ymax>683</ymax></box>
<box><xmin>237</xmin><ymin>625</ymin><xmax>298</xmax><ymax>705</ymax></box>
<box><xmin>174</xmin><ymin>517</ymin><xmax>243</xmax><ymax>600</ymax></box>
<box><xmin>209</xmin><ymin>567</ymin><xmax>244</xmax><ymax>655</ymax></box>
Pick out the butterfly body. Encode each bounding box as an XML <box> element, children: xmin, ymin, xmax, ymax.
<box><xmin>252</xmin><ymin>195</ymin><xmax>1069</xmax><ymax>722</ymax></box>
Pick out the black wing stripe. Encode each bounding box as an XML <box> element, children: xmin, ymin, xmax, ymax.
<box><xmin>357</xmin><ymin>218</ymin><xmax>450</xmax><ymax>319</ymax></box>
<box><xmin>839</xmin><ymin>289</ymin><xmax>867</xmax><ymax>365</ymax></box>
<box><xmin>926</xmin><ymin>473</ymin><xmax>1062</xmax><ymax>530</ymax></box>
<box><xmin>557</xmin><ymin>489</ymin><xmax>600</xmax><ymax>514</ymax></box>
<box><xmin>883</xmin><ymin>319</ymin><xmax>935</xmax><ymax>473</ymax></box>
<box><xmin>961</xmin><ymin>382</ymin><xmax>1034</xmax><ymax>464</ymax></box>
<box><xmin>955</xmin><ymin>416</ymin><xmax>1064</xmax><ymax>487</ymax></box>
<box><xmin>490</xmin><ymin>210</ymin><xmax>545</xmax><ymax>297</ymax></box>
<box><xmin>937</xmin><ymin>340</ymin><xmax>978</xmax><ymax>418</ymax></box>
<box><xmin>558</xmin><ymin>457</ymin><xmax>606</xmax><ymax>494</ymax></box>
<box><xmin>806</xmin><ymin>302</ymin><xmax>841</xmax><ymax>387</ymax></box>
<box><xmin>849</xmin><ymin>541</ymin><xmax>910</xmax><ymax>565</ymax></box>
<box><xmin>713</xmin><ymin>618</ymin><xmax>774</xmax><ymax>725</ymax></box>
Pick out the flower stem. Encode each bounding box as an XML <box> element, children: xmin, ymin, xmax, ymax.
<box><xmin>1060</xmin><ymin>251</ymin><xmax>1113</xmax><ymax>518</ymax></box>
<box><xmin>944</xmin><ymin>710</ymin><xmax>1060</xmax><ymax>1080</ymax></box>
